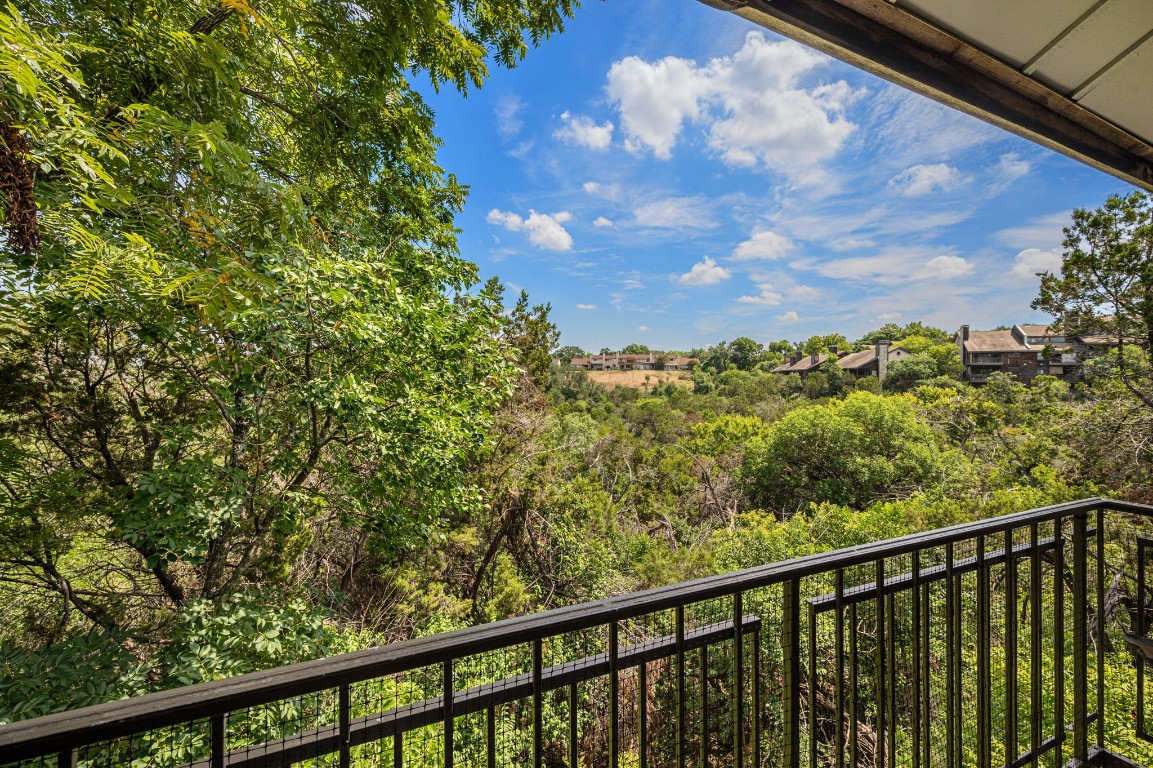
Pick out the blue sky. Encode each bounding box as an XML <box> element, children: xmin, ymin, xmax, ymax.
<box><xmin>422</xmin><ymin>0</ymin><xmax>1133</xmax><ymax>353</ymax></box>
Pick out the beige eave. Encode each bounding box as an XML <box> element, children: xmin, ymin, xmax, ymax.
<box><xmin>699</xmin><ymin>0</ymin><xmax>1153</xmax><ymax>192</ymax></box>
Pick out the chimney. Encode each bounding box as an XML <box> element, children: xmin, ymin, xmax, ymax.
<box><xmin>960</xmin><ymin>324</ymin><xmax>970</xmax><ymax>341</ymax></box>
<box><xmin>829</xmin><ymin>344</ymin><xmax>838</xmax><ymax>356</ymax></box>
<box><xmin>810</xmin><ymin>352</ymin><xmax>820</xmax><ymax>365</ymax></box>
<box><xmin>958</xmin><ymin>325</ymin><xmax>969</xmax><ymax>365</ymax></box>
<box><xmin>876</xmin><ymin>339</ymin><xmax>891</xmax><ymax>383</ymax></box>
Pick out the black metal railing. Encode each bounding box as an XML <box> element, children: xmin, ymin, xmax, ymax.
<box><xmin>1</xmin><ymin>497</ymin><xmax>1152</xmax><ymax>768</ymax></box>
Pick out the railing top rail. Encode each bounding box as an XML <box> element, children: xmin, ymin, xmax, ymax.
<box><xmin>1</xmin><ymin>496</ymin><xmax>1147</xmax><ymax>761</ymax></box>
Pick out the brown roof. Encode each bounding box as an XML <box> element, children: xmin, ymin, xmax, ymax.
<box><xmin>1018</xmin><ymin>324</ymin><xmax>1058</xmax><ymax>337</ymax></box>
<box><xmin>964</xmin><ymin>330</ymin><xmax>1028</xmax><ymax>353</ymax></box>
<box><xmin>774</xmin><ymin>353</ymin><xmax>828</xmax><ymax>373</ymax></box>
<box><xmin>836</xmin><ymin>349</ymin><xmax>877</xmax><ymax>370</ymax></box>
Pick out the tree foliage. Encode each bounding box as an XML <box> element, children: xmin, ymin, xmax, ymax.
<box><xmin>0</xmin><ymin>0</ymin><xmax>576</xmax><ymax>706</ymax></box>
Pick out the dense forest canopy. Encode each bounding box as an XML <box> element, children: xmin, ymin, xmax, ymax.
<box><xmin>2</xmin><ymin>0</ymin><xmax>1153</xmax><ymax>734</ymax></box>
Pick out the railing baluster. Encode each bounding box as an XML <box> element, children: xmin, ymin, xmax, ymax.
<box><xmin>444</xmin><ymin>659</ymin><xmax>455</xmax><ymax>768</ymax></box>
<box><xmin>885</xmin><ymin>590</ymin><xmax>895</xmax><ymax>766</ymax></box>
<box><xmin>1095</xmin><ymin>505</ymin><xmax>1106</xmax><ymax>751</ymax></box>
<box><xmin>639</xmin><ymin>663</ymin><xmax>647</xmax><ymax>768</ymax></box>
<box><xmin>394</xmin><ymin>730</ymin><xmax>403</xmax><ymax>768</ymax></box>
<box><xmin>487</xmin><ymin>704</ymin><xmax>496</xmax><ymax>768</ymax></box>
<box><xmin>1053</xmin><ymin>518</ymin><xmax>1065</xmax><ymax>768</ymax></box>
<box><xmin>1030</xmin><ymin>522</ymin><xmax>1042</xmax><ymax>762</ymax></box>
<box><xmin>912</xmin><ymin>550</ymin><xmax>921</xmax><ymax>768</ymax></box>
<box><xmin>921</xmin><ymin>576</ymin><xmax>931</xmax><ymax>768</ymax></box>
<box><xmin>734</xmin><ymin>591</ymin><xmax>744</xmax><ymax>768</ymax></box>
<box><xmin>976</xmin><ymin>534</ymin><xmax>990</xmax><ymax>768</ymax></box>
<box><xmin>533</xmin><ymin>639</ymin><xmax>543</xmax><ymax>768</ymax></box>
<box><xmin>677</xmin><ymin>604</ymin><xmax>686</xmax><ymax>768</ymax></box>
<box><xmin>808</xmin><ymin>602</ymin><xmax>817</xmax><ymax>768</ymax></box>
<box><xmin>849</xmin><ymin>603</ymin><xmax>859</xmax><ymax>768</ymax></box>
<box><xmin>946</xmin><ymin>541</ymin><xmax>959</xmax><ymax>768</ymax></box>
<box><xmin>753</xmin><ymin>627</ymin><xmax>762</xmax><ymax>768</ymax></box>
<box><xmin>339</xmin><ymin>683</ymin><xmax>351</xmax><ymax>768</ymax></box>
<box><xmin>57</xmin><ymin>750</ymin><xmax>75</xmax><ymax>768</ymax></box>
<box><xmin>782</xmin><ymin>579</ymin><xmax>800</xmax><ymax>768</ymax></box>
<box><xmin>1073</xmin><ymin>511</ymin><xmax>1088</xmax><ymax>762</ymax></box>
<box><xmin>699</xmin><ymin>643</ymin><xmax>708</xmax><ymax>768</ymax></box>
<box><xmin>876</xmin><ymin>558</ymin><xmax>888</xmax><ymax>768</ymax></box>
<box><xmin>834</xmin><ymin>568</ymin><xmax>845</xmax><ymax>768</ymax></box>
<box><xmin>610</xmin><ymin>621</ymin><xmax>619</xmax><ymax>768</ymax></box>
<box><xmin>210</xmin><ymin>712</ymin><xmax>225</xmax><ymax>768</ymax></box>
<box><xmin>570</xmin><ymin>681</ymin><xmax>579</xmax><ymax>768</ymax></box>
<box><xmin>1005</xmin><ymin>527</ymin><xmax>1018</xmax><ymax>764</ymax></box>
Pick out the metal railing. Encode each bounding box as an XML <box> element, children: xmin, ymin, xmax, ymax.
<box><xmin>1</xmin><ymin>497</ymin><xmax>1151</xmax><ymax>768</ymax></box>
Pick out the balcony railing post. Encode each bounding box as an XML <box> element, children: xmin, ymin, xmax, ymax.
<box><xmin>945</xmin><ymin>541</ymin><xmax>959</xmax><ymax>768</ymax></box>
<box><xmin>210</xmin><ymin>712</ymin><xmax>225</xmax><ymax>768</ymax></box>
<box><xmin>976</xmin><ymin>535</ymin><xmax>991</xmax><ymax>768</ymax></box>
<box><xmin>733</xmin><ymin>591</ymin><xmax>744</xmax><ymax>768</ymax></box>
<box><xmin>875</xmin><ymin>559</ymin><xmax>887</xmax><ymax>768</ymax></box>
<box><xmin>1004</xmin><ymin>527</ymin><xmax>1018</xmax><ymax>763</ymax></box>
<box><xmin>610</xmin><ymin>621</ymin><xmax>619</xmax><ymax>768</ymax></box>
<box><xmin>1073</xmin><ymin>510</ymin><xmax>1089</xmax><ymax>762</ymax></box>
<box><xmin>444</xmin><ymin>659</ymin><xmax>455</xmax><ymax>768</ymax></box>
<box><xmin>676</xmin><ymin>605</ymin><xmax>686</xmax><ymax>768</ymax></box>
<box><xmin>782</xmin><ymin>579</ymin><xmax>801</xmax><ymax>768</ymax></box>
<box><xmin>532</xmin><ymin>640</ymin><xmax>542</xmax><ymax>768</ymax></box>
<box><xmin>1054</xmin><ymin>518</ymin><xmax>1065</xmax><ymax>767</ymax></box>
<box><xmin>339</xmin><ymin>683</ymin><xmax>351</xmax><ymax>768</ymax></box>
<box><xmin>1096</xmin><ymin>505</ymin><xmax>1106</xmax><ymax>751</ymax></box>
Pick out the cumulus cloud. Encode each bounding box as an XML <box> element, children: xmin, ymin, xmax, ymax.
<box><xmin>777</xmin><ymin>310</ymin><xmax>799</xmax><ymax>322</ymax></box>
<box><xmin>555</xmin><ymin>111</ymin><xmax>614</xmax><ymax>151</ymax></box>
<box><xmin>634</xmin><ymin>196</ymin><xmax>716</xmax><ymax>229</ymax></box>
<box><xmin>576</xmin><ymin>303</ymin><xmax>597</xmax><ymax>310</ymax></box>
<box><xmin>486</xmin><ymin>209</ymin><xmax>574</xmax><ymax>251</ymax></box>
<box><xmin>732</xmin><ymin>231</ymin><xmax>794</xmax><ymax>260</ymax></box>
<box><xmin>637</xmin><ymin>325</ymin><xmax>651</xmax><ymax>332</ymax></box>
<box><xmin>593</xmin><ymin>216</ymin><xmax>614</xmax><ymax>228</ymax></box>
<box><xmin>1012</xmin><ymin>247</ymin><xmax>1061</xmax><ymax>278</ymax></box>
<box><xmin>915</xmin><ymin>254</ymin><xmax>973</xmax><ymax>280</ymax></box>
<box><xmin>606</xmin><ymin>32</ymin><xmax>858</xmax><ymax>173</ymax></box>
<box><xmin>583</xmin><ymin>181</ymin><xmax>600</xmax><ymax>194</ymax></box>
<box><xmin>888</xmin><ymin>163</ymin><xmax>964</xmax><ymax>197</ymax></box>
<box><xmin>673</xmin><ymin>257</ymin><xmax>731</xmax><ymax>286</ymax></box>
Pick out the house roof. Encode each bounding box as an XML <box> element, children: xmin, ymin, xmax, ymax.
<box><xmin>836</xmin><ymin>349</ymin><xmax>878</xmax><ymax>369</ymax></box>
<box><xmin>775</xmin><ymin>353</ymin><xmax>829</xmax><ymax>373</ymax></box>
<box><xmin>699</xmin><ymin>0</ymin><xmax>1153</xmax><ymax>192</ymax></box>
<box><xmin>964</xmin><ymin>330</ymin><xmax>1030</xmax><ymax>353</ymax></box>
<box><xmin>1018</xmin><ymin>324</ymin><xmax>1059</xmax><ymax>337</ymax></box>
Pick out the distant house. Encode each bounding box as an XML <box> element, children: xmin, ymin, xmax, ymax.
<box><xmin>771</xmin><ymin>342</ymin><xmax>909</xmax><ymax>382</ymax></box>
<box><xmin>836</xmin><ymin>341</ymin><xmax>911</xmax><ymax>381</ymax></box>
<box><xmin>955</xmin><ymin>324</ymin><xmax>1095</xmax><ymax>384</ymax></box>
<box><xmin>569</xmin><ymin>353</ymin><xmax>699</xmax><ymax>371</ymax></box>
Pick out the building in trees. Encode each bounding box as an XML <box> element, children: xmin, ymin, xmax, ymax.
<box><xmin>568</xmin><ymin>353</ymin><xmax>699</xmax><ymax>371</ymax></box>
<box><xmin>770</xmin><ymin>342</ymin><xmax>910</xmax><ymax>382</ymax></box>
<box><xmin>954</xmin><ymin>323</ymin><xmax>1106</xmax><ymax>384</ymax></box>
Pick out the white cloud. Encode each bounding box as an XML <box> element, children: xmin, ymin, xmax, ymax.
<box><xmin>634</xmin><ymin>196</ymin><xmax>716</xmax><ymax>229</ymax></box>
<box><xmin>869</xmin><ymin>86</ymin><xmax>1000</xmax><ymax>166</ymax></box>
<box><xmin>777</xmin><ymin>310</ymin><xmax>799</xmax><ymax>322</ymax></box>
<box><xmin>732</xmin><ymin>230</ymin><xmax>794</xmax><ymax>260</ymax></box>
<box><xmin>576</xmin><ymin>303</ymin><xmax>597</xmax><ymax>310</ymax></box>
<box><xmin>606</xmin><ymin>32</ymin><xmax>858</xmax><ymax>174</ymax></box>
<box><xmin>995</xmin><ymin>212</ymin><xmax>1070</xmax><ymax>249</ymax></box>
<box><xmin>555</xmin><ymin>111</ymin><xmax>614</xmax><ymax>151</ymax></box>
<box><xmin>495</xmin><ymin>95</ymin><xmax>525</xmax><ymax>138</ymax></box>
<box><xmin>788</xmin><ymin>284</ymin><xmax>822</xmax><ymax>302</ymax></box>
<box><xmin>593</xmin><ymin>216</ymin><xmax>614</xmax><ymax>228</ymax></box>
<box><xmin>915</xmin><ymin>254</ymin><xmax>973</xmax><ymax>280</ymax></box>
<box><xmin>878</xmin><ymin>312</ymin><xmax>903</xmax><ymax>321</ymax></box>
<box><xmin>673</xmin><ymin>257</ymin><xmax>731</xmax><ymax>286</ymax></box>
<box><xmin>996</xmin><ymin>153</ymin><xmax>1031</xmax><ymax>183</ymax></box>
<box><xmin>486</xmin><ymin>209</ymin><xmax>574</xmax><ymax>251</ymax></box>
<box><xmin>1011</xmin><ymin>247</ymin><xmax>1061</xmax><ymax>278</ymax></box>
<box><xmin>814</xmin><ymin>247</ymin><xmax>972</xmax><ymax>285</ymax></box>
<box><xmin>888</xmin><ymin>163</ymin><xmax>964</xmax><ymax>197</ymax></box>
<box><xmin>583</xmin><ymin>181</ymin><xmax>600</xmax><ymax>194</ymax></box>
<box><xmin>736</xmin><ymin>290</ymin><xmax>783</xmax><ymax>306</ymax></box>
<box><xmin>607</xmin><ymin>55</ymin><xmax>706</xmax><ymax>159</ymax></box>
<box><xmin>637</xmin><ymin>325</ymin><xmax>651</xmax><ymax>332</ymax></box>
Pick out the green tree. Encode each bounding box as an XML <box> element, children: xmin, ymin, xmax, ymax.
<box><xmin>729</xmin><ymin>336</ymin><xmax>764</xmax><ymax>370</ymax></box>
<box><xmin>555</xmin><ymin>345</ymin><xmax>587</xmax><ymax>363</ymax></box>
<box><xmin>1034</xmin><ymin>191</ymin><xmax>1153</xmax><ymax>408</ymax></box>
<box><xmin>0</xmin><ymin>0</ymin><xmax>576</xmax><ymax>710</ymax></box>
<box><xmin>620</xmin><ymin>343</ymin><xmax>651</xmax><ymax>355</ymax></box>
<box><xmin>802</xmin><ymin>333</ymin><xmax>850</xmax><ymax>355</ymax></box>
<box><xmin>741</xmin><ymin>392</ymin><xmax>957</xmax><ymax>517</ymax></box>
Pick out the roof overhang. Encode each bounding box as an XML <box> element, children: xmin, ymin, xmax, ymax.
<box><xmin>699</xmin><ymin>0</ymin><xmax>1153</xmax><ymax>192</ymax></box>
